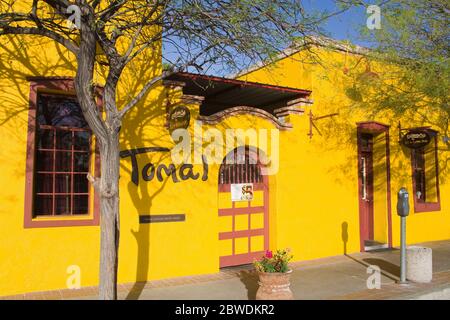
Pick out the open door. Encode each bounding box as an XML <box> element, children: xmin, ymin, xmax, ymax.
<box><xmin>358</xmin><ymin>133</ymin><xmax>376</xmax><ymax>249</ymax></box>
<box><xmin>357</xmin><ymin>122</ymin><xmax>392</xmax><ymax>251</ymax></box>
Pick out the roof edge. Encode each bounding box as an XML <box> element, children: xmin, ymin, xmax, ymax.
<box><xmin>166</xmin><ymin>72</ymin><xmax>312</xmax><ymax>96</ymax></box>
<box><xmin>233</xmin><ymin>36</ymin><xmax>372</xmax><ymax>79</ymax></box>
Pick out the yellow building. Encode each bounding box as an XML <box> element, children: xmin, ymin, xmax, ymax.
<box><xmin>0</xmin><ymin>32</ymin><xmax>449</xmax><ymax>297</ymax></box>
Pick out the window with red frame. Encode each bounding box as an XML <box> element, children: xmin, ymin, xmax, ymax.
<box><xmin>33</xmin><ymin>93</ymin><xmax>92</xmax><ymax>216</ymax></box>
<box><xmin>411</xmin><ymin>131</ymin><xmax>441</xmax><ymax>212</ymax></box>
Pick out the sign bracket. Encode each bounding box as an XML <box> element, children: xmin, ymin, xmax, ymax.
<box><xmin>398</xmin><ymin>122</ymin><xmax>433</xmax><ymax>149</ymax></box>
<box><xmin>397</xmin><ymin>121</ymin><xmax>431</xmax><ymax>142</ymax></box>
<box><xmin>308</xmin><ymin>110</ymin><xmax>339</xmax><ymax>139</ymax></box>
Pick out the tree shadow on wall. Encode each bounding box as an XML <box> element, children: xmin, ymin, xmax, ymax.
<box><xmin>0</xmin><ymin>38</ymin><xmax>78</xmax><ymax>154</ymax></box>
<box><xmin>0</xmin><ymin>35</ymin><xmax>177</xmax><ymax>299</ymax></box>
<box><xmin>306</xmin><ymin>54</ymin><xmax>450</xmax><ymax>193</ymax></box>
<box><xmin>125</xmin><ymin>174</ymin><xmax>172</xmax><ymax>300</ymax></box>
<box><xmin>116</xmin><ymin>59</ymin><xmax>175</xmax><ymax>299</ymax></box>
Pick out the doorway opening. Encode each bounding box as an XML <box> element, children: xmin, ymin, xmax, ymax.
<box><xmin>357</xmin><ymin>122</ymin><xmax>392</xmax><ymax>252</ymax></box>
<box><xmin>217</xmin><ymin>146</ymin><xmax>269</xmax><ymax>268</ymax></box>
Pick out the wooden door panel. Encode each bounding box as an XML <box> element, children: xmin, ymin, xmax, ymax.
<box><xmin>218</xmin><ymin>148</ymin><xmax>269</xmax><ymax>267</ymax></box>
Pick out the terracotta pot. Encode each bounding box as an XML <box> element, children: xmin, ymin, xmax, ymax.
<box><xmin>255</xmin><ymin>269</ymin><xmax>293</xmax><ymax>300</ymax></box>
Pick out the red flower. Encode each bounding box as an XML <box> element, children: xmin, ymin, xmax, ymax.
<box><xmin>265</xmin><ymin>250</ymin><xmax>273</xmax><ymax>258</ymax></box>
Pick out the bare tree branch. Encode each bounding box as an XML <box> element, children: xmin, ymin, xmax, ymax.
<box><xmin>118</xmin><ymin>70</ymin><xmax>168</xmax><ymax>119</ymax></box>
<box><xmin>0</xmin><ymin>26</ymin><xmax>79</xmax><ymax>54</ymax></box>
<box><xmin>0</xmin><ymin>0</ymin><xmax>351</xmax><ymax>301</ymax></box>
<box><xmin>97</xmin><ymin>0</ymin><xmax>127</xmax><ymax>22</ymax></box>
<box><xmin>41</xmin><ymin>0</ymin><xmax>71</xmax><ymax>13</ymax></box>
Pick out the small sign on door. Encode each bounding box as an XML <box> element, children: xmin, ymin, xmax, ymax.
<box><xmin>231</xmin><ymin>183</ymin><xmax>254</xmax><ymax>201</ymax></box>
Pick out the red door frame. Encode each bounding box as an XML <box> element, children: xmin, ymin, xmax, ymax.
<box><xmin>359</xmin><ymin>136</ymin><xmax>374</xmax><ymax>241</ymax></box>
<box><xmin>357</xmin><ymin>122</ymin><xmax>392</xmax><ymax>252</ymax></box>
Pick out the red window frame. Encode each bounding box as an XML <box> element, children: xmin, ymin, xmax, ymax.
<box><xmin>411</xmin><ymin>130</ymin><xmax>441</xmax><ymax>213</ymax></box>
<box><xmin>24</xmin><ymin>78</ymin><xmax>101</xmax><ymax>228</ymax></box>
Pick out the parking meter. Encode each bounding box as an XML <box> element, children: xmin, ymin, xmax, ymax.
<box><xmin>397</xmin><ymin>188</ymin><xmax>410</xmax><ymax>217</ymax></box>
<box><xmin>397</xmin><ymin>187</ymin><xmax>409</xmax><ymax>284</ymax></box>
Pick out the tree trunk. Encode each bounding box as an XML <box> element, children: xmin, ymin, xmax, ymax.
<box><xmin>98</xmin><ymin>133</ymin><xmax>121</xmax><ymax>300</ymax></box>
<box><xmin>71</xmin><ymin>8</ymin><xmax>121</xmax><ymax>299</ymax></box>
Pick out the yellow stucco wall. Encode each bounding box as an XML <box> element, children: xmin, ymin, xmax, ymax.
<box><xmin>0</xmin><ymin>31</ymin><xmax>449</xmax><ymax>297</ymax></box>
<box><xmin>239</xmin><ymin>46</ymin><xmax>450</xmax><ymax>253</ymax></box>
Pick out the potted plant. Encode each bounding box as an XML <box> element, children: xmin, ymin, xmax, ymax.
<box><xmin>253</xmin><ymin>248</ymin><xmax>294</xmax><ymax>300</ymax></box>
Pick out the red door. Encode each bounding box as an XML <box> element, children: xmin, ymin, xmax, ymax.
<box><xmin>218</xmin><ymin>147</ymin><xmax>269</xmax><ymax>268</ymax></box>
<box><xmin>358</xmin><ymin>133</ymin><xmax>374</xmax><ymax>249</ymax></box>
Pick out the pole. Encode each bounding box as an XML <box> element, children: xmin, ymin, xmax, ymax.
<box><xmin>400</xmin><ymin>216</ymin><xmax>407</xmax><ymax>283</ymax></box>
<box><xmin>397</xmin><ymin>187</ymin><xmax>409</xmax><ymax>285</ymax></box>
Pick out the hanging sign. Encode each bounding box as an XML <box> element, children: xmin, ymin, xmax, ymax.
<box><xmin>168</xmin><ymin>106</ymin><xmax>190</xmax><ymax>134</ymax></box>
<box><xmin>401</xmin><ymin>130</ymin><xmax>431</xmax><ymax>149</ymax></box>
<box><xmin>231</xmin><ymin>183</ymin><xmax>254</xmax><ymax>202</ymax></box>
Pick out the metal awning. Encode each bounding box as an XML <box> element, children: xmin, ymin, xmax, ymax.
<box><xmin>164</xmin><ymin>72</ymin><xmax>311</xmax><ymax>116</ymax></box>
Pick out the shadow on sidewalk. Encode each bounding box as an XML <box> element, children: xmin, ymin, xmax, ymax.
<box><xmin>344</xmin><ymin>254</ymin><xmax>400</xmax><ymax>281</ymax></box>
<box><xmin>341</xmin><ymin>220</ymin><xmax>399</xmax><ymax>281</ymax></box>
<box><xmin>362</xmin><ymin>258</ymin><xmax>400</xmax><ymax>278</ymax></box>
<box><xmin>238</xmin><ymin>270</ymin><xmax>259</xmax><ymax>300</ymax></box>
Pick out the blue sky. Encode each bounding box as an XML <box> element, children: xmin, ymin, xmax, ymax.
<box><xmin>303</xmin><ymin>0</ymin><xmax>372</xmax><ymax>46</ymax></box>
<box><xmin>163</xmin><ymin>1</ymin><xmax>375</xmax><ymax>75</ymax></box>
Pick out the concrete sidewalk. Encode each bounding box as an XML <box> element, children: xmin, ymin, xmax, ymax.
<box><xmin>121</xmin><ymin>240</ymin><xmax>450</xmax><ymax>300</ymax></box>
<box><xmin>3</xmin><ymin>240</ymin><xmax>450</xmax><ymax>300</ymax></box>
